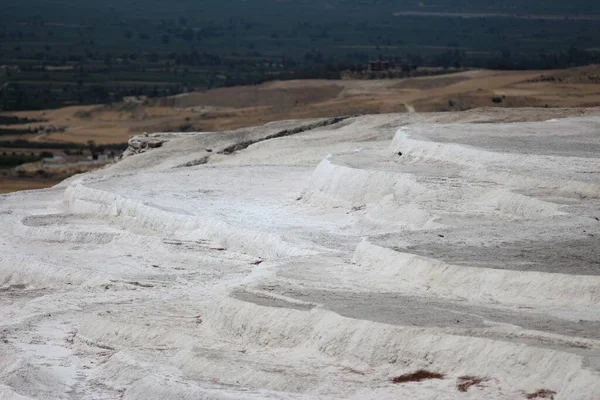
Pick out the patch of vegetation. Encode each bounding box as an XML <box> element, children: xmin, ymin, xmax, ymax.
<box><xmin>0</xmin><ymin>127</ymin><xmax>37</xmax><ymax>136</ymax></box>
<box><xmin>391</xmin><ymin>370</ymin><xmax>445</xmax><ymax>384</ymax></box>
<box><xmin>0</xmin><ymin>139</ymin><xmax>127</xmax><ymax>150</ymax></box>
<box><xmin>0</xmin><ymin>116</ymin><xmax>44</xmax><ymax>125</ymax></box>
<box><xmin>0</xmin><ymin>152</ymin><xmax>44</xmax><ymax>168</ymax></box>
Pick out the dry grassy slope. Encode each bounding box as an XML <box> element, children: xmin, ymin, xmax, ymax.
<box><xmin>1</xmin><ymin>66</ymin><xmax>599</xmax><ymax>146</ymax></box>
<box><xmin>0</xmin><ymin>179</ymin><xmax>59</xmax><ymax>194</ymax></box>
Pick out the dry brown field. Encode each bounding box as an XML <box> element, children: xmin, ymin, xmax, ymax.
<box><xmin>0</xmin><ymin>179</ymin><xmax>60</xmax><ymax>194</ymax></box>
<box><xmin>2</xmin><ymin>66</ymin><xmax>599</xmax><ymax>146</ymax></box>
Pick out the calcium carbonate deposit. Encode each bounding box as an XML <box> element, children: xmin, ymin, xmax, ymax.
<box><xmin>2</xmin><ymin>108</ymin><xmax>600</xmax><ymax>399</ymax></box>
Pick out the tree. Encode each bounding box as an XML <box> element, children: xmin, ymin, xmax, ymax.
<box><xmin>87</xmin><ymin>140</ymin><xmax>96</xmax><ymax>154</ymax></box>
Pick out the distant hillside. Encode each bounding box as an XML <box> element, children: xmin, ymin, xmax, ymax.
<box><xmin>2</xmin><ymin>0</ymin><xmax>600</xmax><ymax>110</ymax></box>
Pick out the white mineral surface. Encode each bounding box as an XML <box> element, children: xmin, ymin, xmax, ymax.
<box><xmin>2</xmin><ymin>109</ymin><xmax>600</xmax><ymax>399</ymax></box>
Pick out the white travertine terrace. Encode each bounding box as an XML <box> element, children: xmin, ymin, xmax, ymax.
<box><xmin>2</xmin><ymin>109</ymin><xmax>600</xmax><ymax>399</ymax></box>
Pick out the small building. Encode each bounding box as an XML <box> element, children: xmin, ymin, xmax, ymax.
<box><xmin>368</xmin><ymin>60</ymin><xmax>391</xmax><ymax>72</ymax></box>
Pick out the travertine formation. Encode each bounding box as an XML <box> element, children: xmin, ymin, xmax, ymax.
<box><xmin>1</xmin><ymin>109</ymin><xmax>600</xmax><ymax>399</ymax></box>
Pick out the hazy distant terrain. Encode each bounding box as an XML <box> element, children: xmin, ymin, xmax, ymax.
<box><xmin>2</xmin><ymin>0</ymin><xmax>600</xmax><ymax>110</ymax></box>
